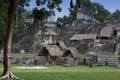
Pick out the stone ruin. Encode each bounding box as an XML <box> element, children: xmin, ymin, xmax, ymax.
<box><xmin>7</xmin><ymin>0</ymin><xmax>120</xmax><ymax>56</ymax></box>
<box><xmin>11</xmin><ymin>14</ymin><xmax>120</xmax><ymax>56</ymax></box>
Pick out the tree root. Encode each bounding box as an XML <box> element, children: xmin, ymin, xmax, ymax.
<box><xmin>0</xmin><ymin>72</ymin><xmax>21</xmax><ymax>80</ymax></box>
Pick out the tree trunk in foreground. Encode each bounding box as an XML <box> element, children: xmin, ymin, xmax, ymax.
<box><xmin>1</xmin><ymin>0</ymin><xmax>19</xmax><ymax>79</ymax></box>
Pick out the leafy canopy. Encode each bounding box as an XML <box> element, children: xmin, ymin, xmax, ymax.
<box><xmin>0</xmin><ymin>3</ymin><xmax>8</xmax><ymax>41</ymax></box>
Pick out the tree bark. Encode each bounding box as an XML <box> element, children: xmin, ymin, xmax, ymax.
<box><xmin>1</xmin><ymin>0</ymin><xmax>19</xmax><ymax>79</ymax></box>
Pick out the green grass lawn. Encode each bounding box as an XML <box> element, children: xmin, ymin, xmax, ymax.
<box><xmin>0</xmin><ymin>53</ymin><xmax>37</xmax><ymax>56</ymax></box>
<box><xmin>80</xmin><ymin>54</ymin><xmax>120</xmax><ymax>58</ymax></box>
<box><xmin>0</xmin><ymin>64</ymin><xmax>120</xmax><ymax>80</ymax></box>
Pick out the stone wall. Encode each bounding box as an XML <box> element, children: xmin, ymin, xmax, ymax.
<box><xmin>97</xmin><ymin>57</ymin><xmax>119</xmax><ymax>66</ymax></box>
<box><xmin>0</xmin><ymin>56</ymin><xmax>80</xmax><ymax>66</ymax></box>
<box><xmin>0</xmin><ymin>56</ymin><xmax>120</xmax><ymax>67</ymax></box>
<box><xmin>76</xmin><ymin>57</ymin><xmax>120</xmax><ymax>66</ymax></box>
<box><xmin>0</xmin><ymin>56</ymin><xmax>46</xmax><ymax>65</ymax></box>
<box><xmin>95</xmin><ymin>42</ymin><xmax>116</xmax><ymax>55</ymax></box>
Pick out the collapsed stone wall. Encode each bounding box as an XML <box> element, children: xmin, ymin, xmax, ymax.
<box><xmin>0</xmin><ymin>56</ymin><xmax>79</xmax><ymax>66</ymax></box>
<box><xmin>76</xmin><ymin>57</ymin><xmax>120</xmax><ymax>66</ymax></box>
<box><xmin>0</xmin><ymin>56</ymin><xmax>46</xmax><ymax>65</ymax></box>
<box><xmin>97</xmin><ymin>57</ymin><xmax>119</xmax><ymax>66</ymax></box>
<box><xmin>0</xmin><ymin>56</ymin><xmax>120</xmax><ymax>67</ymax></box>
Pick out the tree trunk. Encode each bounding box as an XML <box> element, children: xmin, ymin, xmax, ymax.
<box><xmin>1</xmin><ymin>0</ymin><xmax>19</xmax><ymax>79</ymax></box>
<box><xmin>31</xmin><ymin>18</ymin><xmax>38</xmax><ymax>49</ymax></box>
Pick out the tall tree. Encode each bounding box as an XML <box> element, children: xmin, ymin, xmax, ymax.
<box><xmin>32</xmin><ymin>7</ymin><xmax>49</xmax><ymax>35</ymax></box>
<box><xmin>93</xmin><ymin>3</ymin><xmax>111</xmax><ymax>22</ymax></box>
<box><xmin>70</xmin><ymin>0</ymin><xmax>73</xmax><ymax>8</ymax></box>
<box><xmin>76</xmin><ymin>0</ymin><xmax>81</xmax><ymax>8</ymax></box>
<box><xmin>112</xmin><ymin>9</ymin><xmax>120</xmax><ymax>19</ymax></box>
<box><xmin>1</xmin><ymin>0</ymin><xmax>18</xmax><ymax>79</ymax></box>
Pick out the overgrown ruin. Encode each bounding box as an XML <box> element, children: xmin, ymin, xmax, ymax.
<box><xmin>0</xmin><ymin>0</ymin><xmax>119</xmax><ymax>56</ymax></box>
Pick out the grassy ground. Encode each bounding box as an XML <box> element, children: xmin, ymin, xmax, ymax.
<box><xmin>80</xmin><ymin>54</ymin><xmax>120</xmax><ymax>58</ymax></box>
<box><xmin>0</xmin><ymin>53</ymin><xmax>37</xmax><ymax>56</ymax></box>
<box><xmin>0</xmin><ymin>64</ymin><xmax>120</xmax><ymax>80</ymax></box>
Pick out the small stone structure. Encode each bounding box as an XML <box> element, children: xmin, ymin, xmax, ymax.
<box><xmin>38</xmin><ymin>44</ymin><xmax>64</xmax><ymax>65</ymax></box>
<box><xmin>100</xmin><ymin>27</ymin><xmax>113</xmax><ymax>39</ymax></box>
<box><xmin>63</xmin><ymin>47</ymin><xmax>80</xmax><ymax>58</ymax></box>
<box><xmin>94</xmin><ymin>27</ymin><xmax>120</xmax><ymax>55</ymax></box>
<box><xmin>70</xmin><ymin>34</ymin><xmax>97</xmax><ymax>53</ymax></box>
<box><xmin>77</xmin><ymin>7</ymin><xmax>91</xmax><ymax>21</ymax></box>
<box><xmin>38</xmin><ymin>41</ymin><xmax>80</xmax><ymax>66</ymax></box>
<box><xmin>114</xmin><ymin>27</ymin><xmax>120</xmax><ymax>37</ymax></box>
